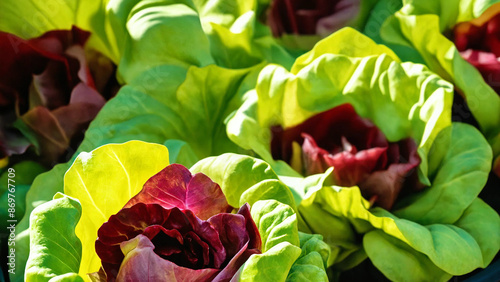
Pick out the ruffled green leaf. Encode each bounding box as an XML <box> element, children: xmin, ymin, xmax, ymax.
<box><xmin>291</xmin><ymin>28</ymin><xmax>400</xmax><ymax>72</ymax></box>
<box><xmin>393</xmin><ymin>123</ymin><xmax>492</xmax><ymax>224</ymax></box>
<box><xmin>238</xmin><ymin>242</ymin><xmax>302</xmax><ymax>282</ymax></box>
<box><xmin>236</xmin><ymin>199</ymin><xmax>328</xmax><ymax>282</ymax></box>
<box><xmin>286</xmin><ymin>233</ymin><xmax>330</xmax><ymax>281</ymax></box>
<box><xmin>251</xmin><ymin>200</ymin><xmax>299</xmax><ymax>251</ymax></box>
<box><xmin>25</xmin><ymin>193</ymin><xmax>84</xmax><ymax>282</ymax></box>
<box><xmin>365</xmin><ymin>197</ymin><xmax>500</xmax><ymax>281</ymax></box>
<box><xmin>378</xmin><ymin>0</ymin><xmax>500</xmax><ymax>144</ymax></box>
<box><xmin>190</xmin><ymin>153</ymin><xmax>296</xmax><ymax>209</ymax></box>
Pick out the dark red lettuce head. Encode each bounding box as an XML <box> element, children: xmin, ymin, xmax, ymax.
<box><xmin>0</xmin><ymin>26</ymin><xmax>116</xmax><ymax>165</ymax></box>
<box><xmin>454</xmin><ymin>11</ymin><xmax>500</xmax><ymax>94</ymax></box>
<box><xmin>271</xmin><ymin>103</ymin><xmax>422</xmax><ymax>210</ymax></box>
<box><xmin>94</xmin><ymin>164</ymin><xmax>261</xmax><ymax>282</ymax></box>
<box><xmin>267</xmin><ymin>0</ymin><xmax>360</xmax><ymax>37</ymax></box>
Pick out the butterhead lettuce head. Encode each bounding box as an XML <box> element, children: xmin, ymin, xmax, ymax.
<box><xmin>227</xmin><ymin>28</ymin><xmax>500</xmax><ymax>281</ymax></box>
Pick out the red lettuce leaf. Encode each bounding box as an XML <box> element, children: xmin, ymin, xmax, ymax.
<box><xmin>125</xmin><ymin>164</ymin><xmax>232</xmax><ymax>220</ymax></box>
<box><xmin>0</xmin><ymin>26</ymin><xmax>91</xmax><ymax>111</ymax></box>
<box><xmin>207</xmin><ymin>204</ymin><xmax>262</xmax><ymax>257</ymax></box>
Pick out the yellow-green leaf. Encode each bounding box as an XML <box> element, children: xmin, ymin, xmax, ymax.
<box><xmin>63</xmin><ymin>141</ymin><xmax>169</xmax><ymax>278</ymax></box>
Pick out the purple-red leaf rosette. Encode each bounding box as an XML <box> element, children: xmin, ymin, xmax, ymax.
<box><xmin>271</xmin><ymin>103</ymin><xmax>422</xmax><ymax>210</ymax></box>
<box><xmin>94</xmin><ymin>164</ymin><xmax>261</xmax><ymax>282</ymax></box>
<box><xmin>0</xmin><ymin>26</ymin><xmax>115</xmax><ymax>165</ymax></box>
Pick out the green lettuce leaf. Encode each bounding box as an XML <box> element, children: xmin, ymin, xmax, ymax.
<box><xmin>393</xmin><ymin>123</ymin><xmax>492</xmax><ymax>224</ymax></box>
<box><xmin>25</xmin><ymin>193</ymin><xmax>84</xmax><ymax>281</ymax></box>
<box><xmin>117</xmin><ymin>0</ymin><xmax>213</xmax><ymax>82</ymax></box>
<box><xmin>364</xmin><ymin>197</ymin><xmax>500</xmax><ymax>281</ymax></box>
<box><xmin>285</xmin><ymin>232</ymin><xmax>330</xmax><ymax>281</ymax></box>
<box><xmin>26</xmin><ymin>142</ymin><xmax>330</xmax><ymax>281</ymax></box>
<box><xmin>79</xmin><ymin>63</ymin><xmax>260</xmax><ymax>160</ymax></box>
<box><xmin>190</xmin><ymin>153</ymin><xmax>296</xmax><ymax>209</ymax></box>
<box><xmin>193</xmin><ymin>0</ymin><xmax>295</xmax><ymax>69</ymax></box>
<box><xmin>376</xmin><ymin>0</ymin><xmax>500</xmax><ymax>151</ymax></box>
<box><xmin>238</xmin><ymin>208</ymin><xmax>331</xmax><ymax>282</ymax></box>
<box><xmin>114</xmin><ymin>0</ymin><xmax>295</xmax><ymax>82</ymax></box>
<box><xmin>11</xmin><ymin>164</ymin><xmax>67</xmax><ymax>282</ymax></box>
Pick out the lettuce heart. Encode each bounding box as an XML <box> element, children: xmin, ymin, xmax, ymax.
<box><xmin>95</xmin><ymin>201</ymin><xmax>258</xmax><ymax>281</ymax></box>
<box><xmin>227</xmin><ymin>28</ymin><xmax>498</xmax><ymax>280</ymax></box>
<box><xmin>270</xmin><ymin>103</ymin><xmax>422</xmax><ymax>210</ymax></box>
<box><xmin>25</xmin><ymin>141</ymin><xmax>331</xmax><ymax>282</ymax></box>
